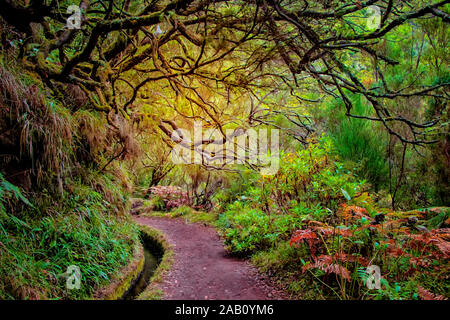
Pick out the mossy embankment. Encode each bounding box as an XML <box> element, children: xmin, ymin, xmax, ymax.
<box><xmin>0</xmin><ymin>57</ymin><xmax>141</xmax><ymax>299</ymax></box>
<box><xmin>135</xmin><ymin>224</ymin><xmax>174</xmax><ymax>300</ymax></box>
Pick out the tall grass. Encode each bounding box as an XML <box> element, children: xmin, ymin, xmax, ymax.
<box><xmin>324</xmin><ymin>96</ymin><xmax>388</xmax><ymax>191</ymax></box>
<box><xmin>0</xmin><ymin>173</ymin><xmax>138</xmax><ymax>299</ymax></box>
<box><xmin>0</xmin><ymin>64</ymin><xmax>75</xmax><ymax>188</ymax></box>
<box><xmin>0</xmin><ymin>57</ymin><xmax>140</xmax><ymax>300</ymax></box>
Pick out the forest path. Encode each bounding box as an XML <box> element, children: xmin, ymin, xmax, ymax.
<box><xmin>134</xmin><ymin>216</ymin><xmax>287</xmax><ymax>300</ymax></box>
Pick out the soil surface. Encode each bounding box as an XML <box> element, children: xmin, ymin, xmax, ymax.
<box><xmin>135</xmin><ymin>216</ymin><xmax>288</xmax><ymax>300</ymax></box>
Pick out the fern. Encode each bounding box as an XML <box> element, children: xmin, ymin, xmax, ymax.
<box><xmin>0</xmin><ymin>173</ymin><xmax>33</xmax><ymax>208</ymax></box>
<box><xmin>303</xmin><ymin>255</ymin><xmax>351</xmax><ymax>281</ymax></box>
<box><xmin>417</xmin><ymin>286</ymin><xmax>447</xmax><ymax>300</ymax></box>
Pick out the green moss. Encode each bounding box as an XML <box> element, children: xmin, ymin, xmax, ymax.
<box><xmin>150</xmin><ymin>196</ymin><xmax>166</xmax><ymax>211</ymax></box>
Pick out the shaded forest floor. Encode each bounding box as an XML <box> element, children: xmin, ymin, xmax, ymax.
<box><xmin>135</xmin><ymin>216</ymin><xmax>288</xmax><ymax>300</ymax></box>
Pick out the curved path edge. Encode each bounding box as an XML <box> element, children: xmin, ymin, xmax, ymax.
<box><xmin>134</xmin><ymin>216</ymin><xmax>288</xmax><ymax>300</ymax></box>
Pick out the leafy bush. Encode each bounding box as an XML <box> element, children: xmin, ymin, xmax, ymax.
<box><xmin>169</xmin><ymin>205</ymin><xmax>193</xmax><ymax>218</ymax></box>
<box><xmin>259</xmin><ymin>136</ymin><xmax>365</xmax><ymax>212</ymax></box>
<box><xmin>219</xmin><ymin>205</ymin><xmax>272</xmax><ymax>253</ymax></box>
<box><xmin>218</xmin><ymin>138</ymin><xmax>365</xmax><ymax>253</ymax></box>
<box><xmin>218</xmin><ymin>207</ymin><xmax>301</xmax><ymax>253</ymax></box>
<box><xmin>150</xmin><ymin>195</ymin><xmax>166</xmax><ymax>211</ymax></box>
<box><xmin>216</xmin><ymin>138</ymin><xmax>449</xmax><ymax>299</ymax></box>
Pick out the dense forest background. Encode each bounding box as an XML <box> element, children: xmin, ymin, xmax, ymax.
<box><xmin>0</xmin><ymin>0</ymin><xmax>448</xmax><ymax>300</ymax></box>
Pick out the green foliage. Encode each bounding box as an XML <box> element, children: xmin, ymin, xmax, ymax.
<box><xmin>219</xmin><ymin>205</ymin><xmax>274</xmax><ymax>252</ymax></box>
<box><xmin>0</xmin><ymin>173</ymin><xmax>33</xmax><ymax>212</ymax></box>
<box><xmin>270</xmin><ymin>137</ymin><xmax>364</xmax><ymax>210</ymax></box>
<box><xmin>216</xmin><ymin>138</ymin><xmax>449</xmax><ymax>300</ymax></box>
<box><xmin>426</xmin><ymin>208</ymin><xmax>450</xmax><ymax>229</ymax></box>
<box><xmin>321</xmin><ymin>96</ymin><xmax>388</xmax><ymax>191</ymax></box>
<box><xmin>169</xmin><ymin>205</ymin><xmax>193</xmax><ymax>218</ymax></box>
<box><xmin>0</xmin><ymin>180</ymin><xmax>138</xmax><ymax>299</ymax></box>
<box><xmin>150</xmin><ymin>196</ymin><xmax>166</xmax><ymax>212</ymax></box>
<box><xmin>218</xmin><ymin>138</ymin><xmax>365</xmax><ymax>253</ymax></box>
<box><xmin>212</xmin><ymin>169</ymin><xmax>260</xmax><ymax>211</ymax></box>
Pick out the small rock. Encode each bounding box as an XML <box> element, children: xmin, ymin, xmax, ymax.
<box><xmin>416</xmin><ymin>225</ymin><xmax>430</xmax><ymax>233</ymax></box>
<box><xmin>408</xmin><ymin>216</ymin><xmax>418</xmax><ymax>225</ymax></box>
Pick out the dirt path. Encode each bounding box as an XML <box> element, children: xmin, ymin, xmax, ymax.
<box><xmin>135</xmin><ymin>216</ymin><xmax>287</xmax><ymax>300</ymax></box>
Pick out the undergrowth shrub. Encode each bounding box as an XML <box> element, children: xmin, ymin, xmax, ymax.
<box><xmin>289</xmin><ymin>205</ymin><xmax>449</xmax><ymax>300</ymax></box>
<box><xmin>218</xmin><ymin>137</ymin><xmax>365</xmax><ymax>253</ymax></box>
<box><xmin>217</xmin><ymin>138</ymin><xmax>449</xmax><ymax>300</ymax></box>
<box><xmin>169</xmin><ymin>205</ymin><xmax>193</xmax><ymax>218</ymax></box>
<box><xmin>150</xmin><ymin>196</ymin><xmax>166</xmax><ymax>211</ymax></box>
<box><xmin>218</xmin><ymin>202</ymin><xmax>306</xmax><ymax>253</ymax></box>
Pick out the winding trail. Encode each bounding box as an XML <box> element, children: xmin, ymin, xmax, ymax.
<box><xmin>135</xmin><ymin>216</ymin><xmax>287</xmax><ymax>300</ymax></box>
